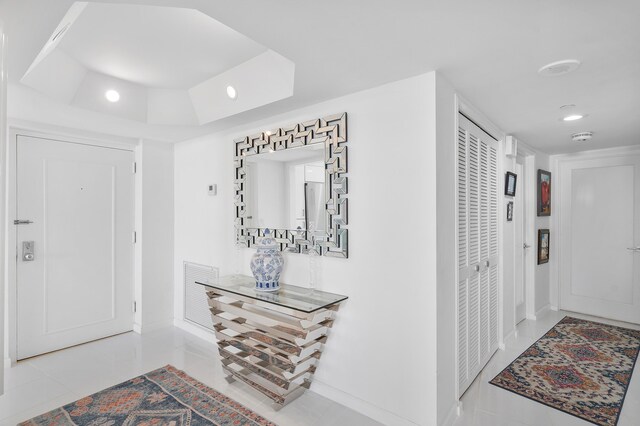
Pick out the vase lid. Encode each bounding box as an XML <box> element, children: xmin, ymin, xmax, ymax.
<box><xmin>257</xmin><ymin>229</ymin><xmax>277</xmax><ymax>249</ymax></box>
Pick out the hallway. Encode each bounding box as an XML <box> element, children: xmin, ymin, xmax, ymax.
<box><xmin>454</xmin><ymin>310</ymin><xmax>640</xmax><ymax>426</ymax></box>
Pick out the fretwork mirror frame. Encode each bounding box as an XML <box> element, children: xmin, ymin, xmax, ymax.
<box><xmin>234</xmin><ymin>112</ymin><xmax>348</xmax><ymax>258</ymax></box>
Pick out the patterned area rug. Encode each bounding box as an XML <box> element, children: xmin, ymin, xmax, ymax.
<box><xmin>490</xmin><ymin>316</ymin><xmax>640</xmax><ymax>426</ymax></box>
<box><xmin>20</xmin><ymin>365</ymin><xmax>277</xmax><ymax>426</ymax></box>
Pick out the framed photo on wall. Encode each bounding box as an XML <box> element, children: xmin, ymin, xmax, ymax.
<box><xmin>538</xmin><ymin>229</ymin><xmax>550</xmax><ymax>264</ymax></box>
<box><xmin>506</xmin><ymin>201</ymin><xmax>514</xmax><ymax>222</ymax></box>
<box><xmin>537</xmin><ymin>169</ymin><xmax>551</xmax><ymax>216</ymax></box>
<box><xmin>505</xmin><ymin>172</ymin><xmax>517</xmax><ymax>197</ymax></box>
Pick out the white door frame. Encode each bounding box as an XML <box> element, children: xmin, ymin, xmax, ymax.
<box><xmin>454</xmin><ymin>95</ymin><xmax>505</xmax><ymax>401</ymax></box>
<box><xmin>6</xmin><ymin>125</ymin><xmax>138</xmax><ymax>365</ymax></box>
<box><xmin>552</xmin><ymin>145</ymin><xmax>640</xmax><ymax>320</ymax></box>
<box><xmin>514</xmin><ymin>146</ymin><xmax>537</xmax><ymax>324</ymax></box>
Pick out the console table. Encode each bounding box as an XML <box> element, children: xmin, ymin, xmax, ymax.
<box><xmin>196</xmin><ymin>274</ymin><xmax>348</xmax><ymax>409</ymax></box>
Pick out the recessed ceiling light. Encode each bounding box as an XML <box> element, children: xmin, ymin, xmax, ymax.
<box><xmin>563</xmin><ymin>114</ymin><xmax>584</xmax><ymax>121</ymax></box>
<box><xmin>105</xmin><ymin>89</ymin><xmax>120</xmax><ymax>103</ymax></box>
<box><xmin>538</xmin><ymin>59</ymin><xmax>581</xmax><ymax>77</ymax></box>
<box><xmin>226</xmin><ymin>85</ymin><xmax>237</xmax><ymax>100</ymax></box>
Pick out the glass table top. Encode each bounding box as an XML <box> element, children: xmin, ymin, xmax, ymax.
<box><xmin>195</xmin><ymin>274</ymin><xmax>348</xmax><ymax>313</ymax></box>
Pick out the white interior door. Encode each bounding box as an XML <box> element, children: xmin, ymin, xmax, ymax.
<box><xmin>560</xmin><ymin>155</ymin><xmax>640</xmax><ymax>324</ymax></box>
<box><xmin>457</xmin><ymin>114</ymin><xmax>499</xmax><ymax>397</ymax></box>
<box><xmin>514</xmin><ymin>162</ymin><xmax>527</xmax><ymax>324</ymax></box>
<box><xmin>16</xmin><ymin>135</ymin><xmax>135</xmax><ymax>359</ymax></box>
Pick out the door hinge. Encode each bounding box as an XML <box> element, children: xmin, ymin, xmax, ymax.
<box><xmin>133</xmin><ymin>231</ymin><xmax>137</xmax><ymax>244</ymax></box>
<box><xmin>133</xmin><ymin>301</ymin><xmax>137</xmax><ymax>313</ymax></box>
<box><xmin>133</xmin><ymin>162</ymin><xmax>137</xmax><ymax>174</ymax></box>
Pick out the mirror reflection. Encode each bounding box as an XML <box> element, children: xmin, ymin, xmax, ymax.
<box><xmin>245</xmin><ymin>144</ymin><xmax>325</xmax><ymax>232</ymax></box>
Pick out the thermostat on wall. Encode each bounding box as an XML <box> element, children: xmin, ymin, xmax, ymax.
<box><xmin>208</xmin><ymin>184</ymin><xmax>217</xmax><ymax>196</ymax></box>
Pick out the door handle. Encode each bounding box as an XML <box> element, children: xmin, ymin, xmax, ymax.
<box><xmin>474</xmin><ymin>265</ymin><xmax>481</xmax><ymax>272</ymax></box>
<box><xmin>523</xmin><ymin>243</ymin><xmax>531</xmax><ymax>249</ymax></box>
<box><xmin>627</xmin><ymin>247</ymin><xmax>640</xmax><ymax>252</ymax></box>
<box><xmin>14</xmin><ymin>219</ymin><xmax>33</xmax><ymax>225</ymax></box>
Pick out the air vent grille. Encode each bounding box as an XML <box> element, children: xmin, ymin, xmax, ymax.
<box><xmin>184</xmin><ymin>261</ymin><xmax>218</xmax><ymax>330</ymax></box>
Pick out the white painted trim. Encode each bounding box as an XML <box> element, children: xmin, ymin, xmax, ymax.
<box><xmin>550</xmin><ymin>305</ymin><xmax>559</xmax><ymax>311</ymax></box>
<box><xmin>454</xmin><ymin>93</ymin><xmax>505</xmax><ymax>399</ymax></box>
<box><xmin>8</xmin><ymin>118</ymin><xmax>138</xmax><ymax>148</ymax></box>
<box><xmin>535</xmin><ymin>303</ymin><xmax>551</xmax><ymax>319</ymax></box>
<box><xmin>311</xmin><ymin>379</ymin><xmax>420</xmax><ymax>426</ymax></box>
<box><xmin>551</xmin><ymin>145</ymin><xmax>640</xmax><ymax>318</ymax></box>
<box><xmin>136</xmin><ymin>319</ymin><xmax>174</xmax><ymax>334</ymax></box>
<box><xmin>440</xmin><ymin>403</ymin><xmax>458</xmax><ymax>426</ymax></box>
<box><xmin>173</xmin><ymin>318</ymin><xmax>215</xmax><ymax>342</ymax></box>
<box><xmin>526</xmin><ymin>303</ymin><xmax>551</xmax><ymax>321</ymax></box>
<box><xmin>552</xmin><ymin>144</ymin><xmax>640</xmax><ymax>162</ymax></box>
<box><xmin>523</xmin><ymin>154</ymin><xmax>537</xmax><ymax>320</ymax></box>
<box><xmin>4</xmin><ymin>357</ymin><xmax>12</xmax><ymax>369</ymax></box>
<box><xmin>457</xmin><ymin>94</ymin><xmax>506</xmax><ymax>142</ymax></box>
<box><xmin>6</xmin><ymin>127</ymin><xmax>139</xmax><ymax>361</ymax></box>
<box><xmin>499</xmin><ymin>328</ymin><xmax>517</xmax><ymax>350</ymax></box>
<box><xmin>174</xmin><ymin>317</ymin><xmax>414</xmax><ymax>425</ymax></box>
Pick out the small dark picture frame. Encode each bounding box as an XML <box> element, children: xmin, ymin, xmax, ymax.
<box><xmin>537</xmin><ymin>169</ymin><xmax>552</xmax><ymax>216</ymax></box>
<box><xmin>506</xmin><ymin>202</ymin><xmax>514</xmax><ymax>222</ymax></box>
<box><xmin>505</xmin><ymin>172</ymin><xmax>517</xmax><ymax>197</ymax></box>
<box><xmin>538</xmin><ymin>229</ymin><xmax>550</xmax><ymax>265</ymax></box>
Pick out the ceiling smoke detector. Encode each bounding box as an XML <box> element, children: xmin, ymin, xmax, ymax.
<box><xmin>538</xmin><ymin>59</ymin><xmax>581</xmax><ymax>77</ymax></box>
<box><xmin>572</xmin><ymin>132</ymin><xmax>593</xmax><ymax>142</ymax></box>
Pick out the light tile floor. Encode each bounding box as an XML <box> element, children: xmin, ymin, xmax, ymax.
<box><xmin>0</xmin><ymin>326</ymin><xmax>380</xmax><ymax>425</ymax></box>
<box><xmin>453</xmin><ymin>309</ymin><xmax>640</xmax><ymax>426</ymax></box>
<box><xmin>2</xmin><ymin>310</ymin><xmax>639</xmax><ymax>426</ymax></box>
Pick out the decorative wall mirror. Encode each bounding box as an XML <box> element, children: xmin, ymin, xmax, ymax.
<box><xmin>234</xmin><ymin>112</ymin><xmax>348</xmax><ymax>258</ymax></box>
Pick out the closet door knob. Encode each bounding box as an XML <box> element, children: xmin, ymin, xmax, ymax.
<box><xmin>485</xmin><ymin>260</ymin><xmax>490</xmax><ymax>267</ymax></box>
<box><xmin>475</xmin><ymin>265</ymin><xmax>481</xmax><ymax>272</ymax></box>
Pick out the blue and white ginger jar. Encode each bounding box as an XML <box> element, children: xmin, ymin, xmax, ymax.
<box><xmin>250</xmin><ymin>229</ymin><xmax>284</xmax><ymax>292</ymax></box>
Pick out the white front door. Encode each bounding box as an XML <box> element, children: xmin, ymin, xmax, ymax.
<box><xmin>560</xmin><ymin>155</ymin><xmax>640</xmax><ymax>324</ymax></box>
<box><xmin>514</xmin><ymin>162</ymin><xmax>527</xmax><ymax>324</ymax></box>
<box><xmin>16</xmin><ymin>135</ymin><xmax>135</xmax><ymax>359</ymax></box>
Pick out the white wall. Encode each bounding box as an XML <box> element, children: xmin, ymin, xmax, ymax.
<box><xmin>501</xmin><ymin>146</ymin><xmax>552</xmax><ymax>336</ymax></box>
<box><xmin>0</xmin><ymin>22</ymin><xmax>7</xmax><ymax>393</ymax></box>
<box><xmin>435</xmin><ymin>74</ymin><xmax>457</xmax><ymax>425</ymax></box>
<box><xmin>174</xmin><ymin>72</ymin><xmax>440</xmax><ymax>426</ymax></box>
<box><xmin>533</xmin><ymin>154</ymin><xmax>552</xmax><ymax>313</ymax></box>
<box><xmin>135</xmin><ymin>140</ymin><xmax>175</xmax><ymax>332</ymax></box>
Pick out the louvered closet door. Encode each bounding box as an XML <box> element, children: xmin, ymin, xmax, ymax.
<box><xmin>457</xmin><ymin>114</ymin><xmax>499</xmax><ymax>397</ymax></box>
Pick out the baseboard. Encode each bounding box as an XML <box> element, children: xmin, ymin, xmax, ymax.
<box><xmin>499</xmin><ymin>328</ymin><xmax>516</xmax><ymax>350</ymax></box>
<box><xmin>173</xmin><ymin>318</ymin><xmax>215</xmax><ymax>342</ymax></box>
<box><xmin>310</xmin><ymin>379</ymin><xmax>420</xmax><ymax>426</ymax></box>
<box><xmin>133</xmin><ymin>319</ymin><xmax>174</xmax><ymax>335</ymax></box>
<box><xmin>174</xmin><ymin>317</ymin><xmax>419</xmax><ymax>426</ymax></box>
<box><xmin>140</xmin><ymin>319</ymin><xmax>174</xmax><ymax>334</ymax></box>
<box><xmin>440</xmin><ymin>401</ymin><xmax>458</xmax><ymax>426</ymax></box>
<box><xmin>535</xmin><ymin>304</ymin><xmax>551</xmax><ymax>319</ymax></box>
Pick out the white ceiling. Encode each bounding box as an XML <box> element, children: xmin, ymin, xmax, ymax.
<box><xmin>1</xmin><ymin>0</ymin><xmax>639</xmax><ymax>154</ymax></box>
<box><xmin>15</xmin><ymin>2</ymin><xmax>293</xmax><ymax>126</ymax></box>
<box><xmin>58</xmin><ymin>3</ymin><xmax>266</xmax><ymax>89</ymax></box>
